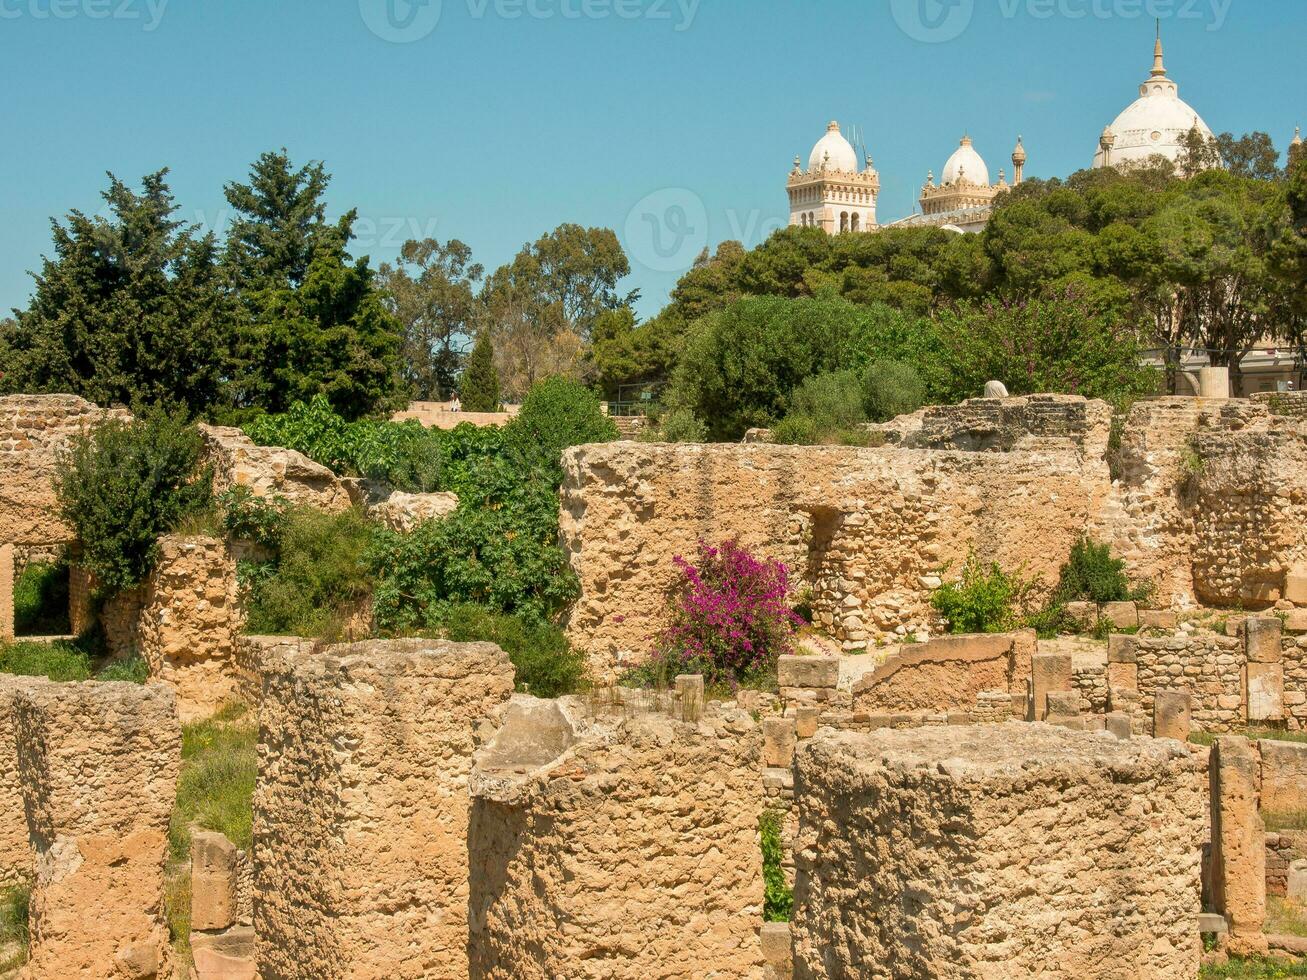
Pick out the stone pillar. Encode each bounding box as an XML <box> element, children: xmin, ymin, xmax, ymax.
<box><xmin>254</xmin><ymin>639</ymin><xmax>514</xmax><ymax>979</ymax></box>
<box><xmin>1244</xmin><ymin>617</ymin><xmax>1285</xmax><ymax>724</ymax></box>
<box><xmin>1210</xmin><ymin>735</ymin><xmax>1268</xmax><ymax>956</ymax></box>
<box><xmin>764</xmin><ymin>715</ymin><xmax>798</xmax><ymax>768</ymax></box>
<box><xmin>1027</xmin><ymin>653</ymin><xmax>1073</xmax><ymax>721</ymax></box>
<box><xmin>761</xmin><ymin>921</ymin><xmax>794</xmax><ymax>980</ymax></box>
<box><xmin>1107</xmin><ymin>635</ymin><xmax>1139</xmax><ymax>693</ymax></box>
<box><xmin>1198</xmin><ymin>366</ymin><xmax>1230</xmax><ymax>399</ymax></box>
<box><xmin>1153</xmin><ymin>690</ymin><xmax>1192</xmax><ymax>741</ymax></box>
<box><xmin>190</xmin><ymin>830</ymin><xmax>256</xmax><ymax>980</ymax></box>
<box><xmin>14</xmin><ymin>681</ymin><xmax>181</xmax><ymax>977</ymax></box>
<box><xmin>0</xmin><ymin>677</ymin><xmax>34</xmax><ymax>888</ymax></box>
<box><xmin>0</xmin><ymin>542</ymin><xmax>13</xmax><ymax>643</ymax></box>
<box><xmin>674</xmin><ymin>674</ymin><xmax>704</xmax><ymax>722</ymax></box>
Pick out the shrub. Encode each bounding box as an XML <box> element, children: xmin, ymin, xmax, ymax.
<box><xmin>771</xmin><ymin>370</ymin><xmax>868</xmax><ymax>446</ymax></box>
<box><xmin>504</xmin><ymin>376</ymin><xmax>618</xmax><ymax>470</ymax></box>
<box><xmin>13</xmin><ymin>561</ymin><xmax>69</xmax><ymax>636</ymax></box>
<box><xmin>219</xmin><ymin>487</ymin><xmax>290</xmax><ymax>550</ymax></box>
<box><xmin>436</xmin><ymin>603</ymin><xmax>587</xmax><ymax>698</ymax></box>
<box><xmin>55</xmin><ymin>405</ymin><xmax>212</xmax><ymax>596</ymax></box>
<box><xmin>639</xmin><ymin>539</ymin><xmax>802</xmax><ymax>688</ymax></box>
<box><xmin>862</xmin><ymin>359</ymin><xmax>927</xmax><ymax>422</ymax></box>
<box><xmin>241</xmin><ymin>506</ymin><xmax>376</xmax><ymax>638</ymax></box>
<box><xmin>931</xmin><ymin>552</ymin><xmax>1041</xmax><ymax>634</ymax></box>
<box><xmin>760</xmin><ymin>808</ymin><xmax>793</xmax><ymax>923</ymax></box>
<box><xmin>649</xmin><ymin>406</ymin><xmax>707</xmax><ymax>444</ymax></box>
<box><xmin>1055</xmin><ymin>536</ymin><xmax>1150</xmax><ymax>604</ymax></box>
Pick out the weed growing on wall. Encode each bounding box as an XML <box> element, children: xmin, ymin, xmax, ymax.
<box><xmin>759</xmin><ymin>808</ymin><xmax>793</xmax><ymax>923</ymax></box>
<box><xmin>931</xmin><ymin>552</ymin><xmax>1042</xmax><ymax>635</ymax></box>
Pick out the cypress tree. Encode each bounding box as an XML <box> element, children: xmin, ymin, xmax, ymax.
<box><xmin>460</xmin><ymin>333</ymin><xmax>500</xmax><ymax>412</ymax></box>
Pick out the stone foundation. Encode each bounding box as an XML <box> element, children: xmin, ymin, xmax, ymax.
<box><xmin>253</xmin><ymin>638</ymin><xmax>514</xmax><ymax>979</ymax></box>
<box><xmin>850</xmin><ymin>631</ymin><xmax>1035</xmax><ymax>713</ymax></box>
<box><xmin>13</xmin><ymin>680</ymin><xmax>180</xmax><ymax>977</ymax></box>
<box><xmin>791</xmin><ymin>725</ymin><xmax>1205</xmax><ymax>979</ymax></box>
<box><xmin>468</xmin><ymin>696</ymin><xmax>765</xmax><ymax>978</ymax></box>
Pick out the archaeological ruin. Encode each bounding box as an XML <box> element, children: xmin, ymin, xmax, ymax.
<box><xmin>3</xmin><ymin>387</ymin><xmax>1307</xmax><ymax>977</ymax></box>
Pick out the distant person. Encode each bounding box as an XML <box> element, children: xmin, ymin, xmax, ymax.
<box><xmin>450</xmin><ymin>395</ymin><xmax>462</xmax><ymax>413</ymax></box>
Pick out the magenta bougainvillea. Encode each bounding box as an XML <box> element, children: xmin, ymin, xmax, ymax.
<box><xmin>651</xmin><ymin>538</ymin><xmax>803</xmax><ymax>686</ymax></box>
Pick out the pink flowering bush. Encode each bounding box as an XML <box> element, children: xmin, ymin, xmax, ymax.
<box><xmin>635</xmin><ymin>538</ymin><xmax>803</xmax><ymax>688</ymax></box>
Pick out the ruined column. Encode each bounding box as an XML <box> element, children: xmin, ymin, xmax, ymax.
<box><xmin>1243</xmin><ymin>617</ymin><xmax>1285</xmax><ymax>724</ymax></box>
<box><xmin>0</xmin><ymin>677</ymin><xmax>35</xmax><ymax>888</ymax></box>
<box><xmin>1027</xmin><ymin>653</ymin><xmax>1073</xmax><ymax>721</ymax></box>
<box><xmin>1209</xmin><ymin>735</ymin><xmax>1268</xmax><ymax>956</ymax></box>
<box><xmin>254</xmin><ymin>639</ymin><xmax>515</xmax><ymax>979</ymax></box>
<box><xmin>14</xmin><ymin>681</ymin><xmax>181</xmax><ymax>977</ymax></box>
<box><xmin>0</xmin><ymin>542</ymin><xmax>14</xmax><ymax>644</ymax></box>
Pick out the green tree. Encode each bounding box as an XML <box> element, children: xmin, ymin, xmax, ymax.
<box><xmin>1</xmin><ymin>171</ymin><xmax>234</xmax><ymax>415</ymax></box>
<box><xmin>376</xmin><ymin>238</ymin><xmax>484</xmax><ymax>401</ymax></box>
<box><xmin>460</xmin><ymin>332</ymin><xmax>500</xmax><ymax>412</ymax></box>
<box><xmin>223</xmin><ymin>151</ymin><xmax>405</xmax><ymax>419</ymax></box>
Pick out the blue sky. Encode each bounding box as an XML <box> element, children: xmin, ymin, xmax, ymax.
<box><xmin>1</xmin><ymin>0</ymin><xmax>1303</xmax><ymax>321</ymax></box>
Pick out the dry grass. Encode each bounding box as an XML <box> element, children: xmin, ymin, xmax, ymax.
<box><xmin>1201</xmin><ymin>956</ymin><xmax>1307</xmax><ymax>979</ymax></box>
<box><xmin>1266</xmin><ymin>810</ymin><xmax>1307</xmax><ymax>833</ymax></box>
<box><xmin>1267</xmin><ymin>897</ymin><xmax>1307</xmax><ymax>939</ymax></box>
<box><xmin>0</xmin><ymin>886</ymin><xmax>28</xmax><ymax>974</ymax></box>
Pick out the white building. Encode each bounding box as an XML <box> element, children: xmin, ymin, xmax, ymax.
<box><xmin>786</xmin><ymin>121</ymin><xmax>881</xmax><ymax>234</ymax></box>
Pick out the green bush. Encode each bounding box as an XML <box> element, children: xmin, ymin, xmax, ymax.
<box><xmin>13</xmin><ymin>561</ymin><xmax>69</xmax><ymax>636</ymax></box>
<box><xmin>241</xmin><ymin>506</ymin><xmax>376</xmax><ymax>638</ymax></box>
<box><xmin>436</xmin><ymin>603</ymin><xmax>587</xmax><ymax>698</ymax></box>
<box><xmin>459</xmin><ymin>332</ymin><xmax>501</xmax><ymax>412</ymax></box>
<box><xmin>1055</xmin><ymin>535</ymin><xmax>1149</xmax><ymax>604</ymax></box>
<box><xmin>862</xmin><ymin>359</ymin><xmax>927</xmax><ymax>422</ymax></box>
<box><xmin>647</xmin><ymin>406</ymin><xmax>706</xmax><ymax>443</ymax></box>
<box><xmin>931</xmin><ymin>552</ymin><xmax>1041</xmax><ymax>634</ymax></box>
<box><xmin>504</xmin><ymin>376</ymin><xmax>618</xmax><ymax>470</ymax></box>
<box><xmin>55</xmin><ymin>405</ymin><xmax>213</xmax><ymax>597</ymax></box>
<box><xmin>759</xmin><ymin>808</ymin><xmax>793</xmax><ymax>923</ymax></box>
<box><xmin>771</xmin><ymin>371</ymin><xmax>868</xmax><ymax>446</ymax></box>
<box><xmin>169</xmin><ymin>703</ymin><xmax>256</xmax><ymax>862</ymax></box>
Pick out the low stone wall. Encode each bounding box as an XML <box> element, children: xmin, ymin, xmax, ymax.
<box><xmin>13</xmin><ymin>680</ymin><xmax>180</xmax><ymax>977</ymax></box>
<box><xmin>234</xmin><ymin>635</ymin><xmax>312</xmax><ymax>706</ymax></box>
<box><xmin>790</xmin><ymin>725</ymin><xmax>1205</xmax><ymax>979</ymax></box>
<box><xmin>850</xmin><ymin>631</ymin><xmax>1035</xmax><ymax>713</ymax></box>
<box><xmin>896</xmin><ymin>393</ymin><xmax>1113</xmax><ymax>454</ymax></box>
<box><xmin>468</xmin><ymin>696</ymin><xmax>765</xmax><ymax>979</ymax></box>
<box><xmin>254</xmin><ymin>638</ymin><xmax>514</xmax><ymax>979</ymax></box>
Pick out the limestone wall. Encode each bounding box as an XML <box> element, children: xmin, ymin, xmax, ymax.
<box><xmin>561</xmin><ymin>441</ymin><xmax>1108</xmax><ymax>674</ymax></box>
<box><xmin>200</xmin><ymin>423</ymin><xmax>358</xmax><ymax>512</ymax></box>
<box><xmin>850</xmin><ymin>631</ymin><xmax>1035</xmax><ymax>713</ymax></box>
<box><xmin>790</xmin><ymin>725</ymin><xmax>1206</xmax><ymax>979</ymax></box>
<box><xmin>468</xmin><ymin>696</ymin><xmax>765</xmax><ymax>979</ymax></box>
<box><xmin>0</xmin><ymin>677</ymin><xmax>33</xmax><ymax>888</ymax></box>
<box><xmin>13</xmin><ymin>680</ymin><xmax>180</xmax><ymax>977</ymax></box>
<box><xmin>253</xmin><ymin>638</ymin><xmax>514</xmax><ymax>980</ymax></box>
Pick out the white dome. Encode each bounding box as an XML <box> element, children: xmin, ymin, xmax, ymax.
<box><xmin>1093</xmin><ymin>35</ymin><xmax>1215</xmax><ymax>169</ymax></box>
<box><xmin>941</xmin><ymin>136</ymin><xmax>990</xmax><ymax>186</ymax></box>
<box><xmin>808</xmin><ymin>121</ymin><xmax>859</xmax><ymax>173</ymax></box>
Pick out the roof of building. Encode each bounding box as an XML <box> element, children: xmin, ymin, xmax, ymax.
<box><xmin>808</xmin><ymin>120</ymin><xmax>859</xmax><ymax>173</ymax></box>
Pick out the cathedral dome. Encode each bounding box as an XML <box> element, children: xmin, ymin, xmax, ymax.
<box><xmin>1093</xmin><ymin>32</ymin><xmax>1214</xmax><ymax>169</ymax></box>
<box><xmin>941</xmin><ymin>136</ymin><xmax>990</xmax><ymax>186</ymax></box>
<box><xmin>808</xmin><ymin>121</ymin><xmax>859</xmax><ymax>173</ymax></box>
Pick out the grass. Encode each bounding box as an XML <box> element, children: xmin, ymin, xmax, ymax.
<box><xmin>1266</xmin><ymin>809</ymin><xmax>1307</xmax><ymax>833</ymax></box>
<box><xmin>1201</xmin><ymin>957</ymin><xmax>1307</xmax><ymax>979</ymax></box>
<box><xmin>168</xmin><ymin>701</ymin><xmax>257</xmax><ymax>862</ymax></box>
<box><xmin>0</xmin><ymin>639</ymin><xmax>148</xmax><ymax>684</ymax></box>
<box><xmin>12</xmin><ymin>561</ymin><xmax>69</xmax><ymax>637</ymax></box>
<box><xmin>1267</xmin><ymin>897</ymin><xmax>1307</xmax><ymax>939</ymax></box>
<box><xmin>0</xmin><ymin>886</ymin><xmax>28</xmax><ymax>973</ymax></box>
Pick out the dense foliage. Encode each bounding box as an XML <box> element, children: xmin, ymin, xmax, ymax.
<box><xmin>55</xmin><ymin>406</ymin><xmax>213</xmax><ymax>596</ymax></box>
<box><xmin>771</xmin><ymin>370</ymin><xmax>870</xmax><ymax>446</ymax></box>
<box><xmin>438</xmin><ymin>603</ymin><xmax>588</xmax><ymax>698</ymax></box>
<box><xmin>931</xmin><ymin>552</ymin><xmax>1041</xmax><ymax>635</ymax></box>
<box><xmin>13</xmin><ymin>561</ymin><xmax>69</xmax><ymax>636</ymax></box>
<box><xmin>459</xmin><ymin>331</ymin><xmax>501</xmax><ymax>412</ymax></box>
<box><xmin>1055</xmin><ymin>536</ymin><xmax>1151</xmax><ymax>605</ymax></box>
<box><xmin>760</xmin><ymin>808</ymin><xmax>794</xmax><ymax>923</ymax></box>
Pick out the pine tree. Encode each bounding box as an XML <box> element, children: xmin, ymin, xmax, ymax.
<box><xmin>460</xmin><ymin>332</ymin><xmax>500</xmax><ymax>412</ymax></box>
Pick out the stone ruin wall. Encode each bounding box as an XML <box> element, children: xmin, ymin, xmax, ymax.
<box><xmin>467</xmin><ymin>695</ymin><xmax>765</xmax><ymax>979</ymax></box>
<box><xmin>0</xmin><ymin>677</ymin><xmax>28</xmax><ymax>889</ymax></box>
<box><xmin>849</xmin><ymin>631</ymin><xmax>1035</xmax><ymax>714</ymax></box>
<box><xmin>253</xmin><ymin>638</ymin><xmax>515</xmax><ymax>980</ymax></box>
<box><xmin>790</xmin><ymin>725</ymin><xmax>1207</xmax><ymax>980</ymax></box>
<box><xmin>560</xmin><ymin>438</ymin><xmax>1108</xmax><ymax>674</ymax></box>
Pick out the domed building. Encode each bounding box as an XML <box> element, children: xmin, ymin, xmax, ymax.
<box><xmin>787</xmin><ymin>121</ymin><xmax>881</xmax><ymax>234</ymax></box>
<box><xmin>1092</xmin><ymin>29</ymin><xmax>1215</xmax><ymax>170</ymax></box>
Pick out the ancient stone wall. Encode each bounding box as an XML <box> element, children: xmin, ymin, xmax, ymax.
<box><xmin>0</xmin><ymin>676</ymin><xmax>33</xmax><ymax>888</ymax></box>
<box><xmin>561</xmin><ymin>441</ymin><xmax>1108</xmax><ymax>674</ymax></box>
<box><xmin>468</xmin><ymin>696</ymin><xmax>765</xmax><ymax>979</ymax></box>
<box><xmin>0</xmin><ymin>542</ymin><xmax>12</xmax><ymax>644</ymax></box>
<box><xmin>13</xmin><ymin>680</ymin><xmax>181</xmax><ymax>977</ymax></box>
<box><xmin>253</xmin><ymin>638</ymin><xmax>514</xmax><ymax>980</ymax></box>
<box><xmin>790</xmin><ymin>725</ymin><xmax>1205</xmax><ymax>979</ymax></box>
<box><xmin>897</xmin><ymin>393</ymin><xmax>1113</xmax><ymax>454</ymax></box>
<box><xmin>1258</xmin><ymin>738</ymin><xmax>1307</xmax><ymax>816</ymax></box>
<box><xmin>850</xmin><ymin>631</ymin><xmax>1035</xmax><ymax>713</ymax></box>
<box><xmin>200</xmin><ymin>423</ymin><xmax>358</xmax><ymax>513</ymax></box>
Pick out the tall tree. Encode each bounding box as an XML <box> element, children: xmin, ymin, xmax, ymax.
<box><xmin>459</xmin><ymin>331</ymin><xmax>500</xmax><ymax>412</ymax></box>
<box><xmin>222</xmin><ymin>151</ymin><xmax>405</xmax><ymax>418</ymax></box>
<box><xmin>376</xmin><ymin>238</ymin><xmax>484</xmax><ymax>401</ymax></box>
<box><xmin>1</xmin><ymin>170</ymin><xmax>234</xmax><ymax>415</ymax></box>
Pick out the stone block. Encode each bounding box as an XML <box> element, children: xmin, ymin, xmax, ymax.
<box><xmin>191</xmin><ymin>925</ymin><xmax>256</xmax><ymax>980</ymax></box>
<box><xmin>1064</xmin><ymin>601</ymin><xmax>1097</xmax><ymax>631</ymax></box>
<box><xmin>763</xmin><ymin>716</ymin><xmax>798</xmax><ymax>768</ymax></box>
<box><xmin>1210</xmin><ymin>736</ymin><xmax>1267</xmax><ymax>954</ymax></box>
<box><xmin>675</xmin><ymin>674</ymin><xmax>705</xmax><ymax>722</ymax></box>
<box><xmin>1045</xmin><ymin>691</ymin><xmax>1081</xmax><ymax>719</ymax></box>
<box><xmin>1027</xmin><ymin>653</ymin><xmax>1073</xmax><ymax>721</ymax></box>
<box><xmin>1107</xmin><ymin>661</ymin><xmax>1138</xmax><ymax>692</ymax></box>
<box><xmin>1244</xmin><ymin>617</ymin><xmax>1284</xmax><ymax>664</ymax></box>
<box><xmin>795</xmin><ymin>705</ymin><xmax>820</xmax><ymax>739</ymax></box>
<box><xmin>1283</xmin><ymin>609</ymin><xmax>1307</xmax><ymax>634</ymax></box>
<box><xmin>1105</xmin><ymin>712</ymin><xmax>1132</xmax><ymax>739</ymax></box>
<box><xmin>0</xmin><ymin>542</ymin><xmax>13</xmax><ymax>644</ymax></box>
<box><xmin>14</xmin><ymin>681</ymin><xmax>181</xmax><ymax>977</ymax></box>
<box><xmin>1101</xmin><ymin>601</ymin><xmax>1139</xmax><ymax>630</ymax></box>
<box><xmin>791</xmin><ymin>725</ymin><xmax>1205</xmax><ymax>979</ymax></box>
<box><xmin>1289</xmin><ymin>860</ymin><xmax>1307</xmax><ymax>903</ymax></box>
<box><xmin>1107</xmin><ymin>634</ymin><xmax>1138</xmax><ymax>664</ymax></box>
<box><xmin>191</xmin><ymin>830</ymin><xmax>239</xmax><ymax>932</ymax></box>
<box><xmin>1245</xmin><ymin>662</ymin><xmax>1285</xmax><ymax>723</ymax></box>
<box><xmin>778</xmin><ymin>655</ymin><xmax>840</xmax><ymax>691</ymax></box>
<box><xmin>1153</xmin><ymin>690</ymin><xmax>1192</xmax><ymax>741</ymax></box>
<box><xmin>1286</xmin><ymin>569</ymin><xmax>1307</xmax><ymax>606</ymax></box>
<box><xmin>1198</xmin><ymin>912</ymin><xmax>1229</xmax><ymax>935</ymax></box>
<box><xmin>761</xmin><ymin>921</ymin><xmax>793</xmax><ymax>973</ymax></box>
<box><xmin>1139</xmin><ymin>609</ymin><xmax>1179</xmax><ymax>630</ymax></box>
<box><xmin>1260</xmin><ymin>740</ymin><xmax>1307</xmax><ymax>815</ymax></box>
<box><xmin>254</xmin><ymin>639</ymin><xmax>515</xmax><ymax>979</ymax></box>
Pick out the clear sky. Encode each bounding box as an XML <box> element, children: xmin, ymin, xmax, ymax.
<box><xmin>2</xmin><ymin>0</ymin><xmax>1304</xmax><ymax>321</ymax></box>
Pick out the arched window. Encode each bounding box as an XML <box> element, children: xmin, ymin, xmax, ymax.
<box><xmin>840</xmin><ymin>212</ymin><xmax>849</xmax><ymax>233</ymax></box>
<box><xmin>851</xmin><ymin>213</ymin><xmax>861</xmax><ymax>232</ymax></box>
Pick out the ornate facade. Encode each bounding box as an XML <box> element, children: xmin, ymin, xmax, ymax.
<box><xmin>786</xmin><ymin>121</ymin><xmax>881</xmax><ymax>234</ymax></box>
